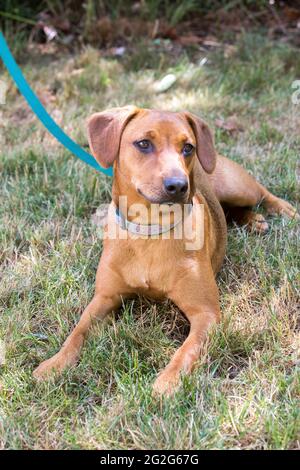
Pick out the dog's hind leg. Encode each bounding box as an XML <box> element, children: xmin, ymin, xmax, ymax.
<box><xmin>210</xmin><ymin>155</ymin><xmax>299</xmax><ymax>228</ymax></box>
<box><xmin>223</xmin><ymin>206</ymin><xmax>269</xmax><ymax>233</ymax></box>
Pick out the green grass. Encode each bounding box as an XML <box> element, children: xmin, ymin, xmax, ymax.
<box><xmin>0</xmin><ymin>32</ymin><xmax>299</xmax><ymax>449</ymax></box>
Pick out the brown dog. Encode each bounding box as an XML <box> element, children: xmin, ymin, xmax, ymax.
<box><xmin>33</xmin><ymin>106</ymin><xmax>298</xmax><ymax>395</ymax></box>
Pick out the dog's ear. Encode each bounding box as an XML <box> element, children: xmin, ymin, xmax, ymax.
<box><xmin>183</xmin><ymin>112</ymin><xmax>217</xmax><ymax>174</ymax></box>
<box><xmin>87</xmin><ymin>105</ymin><xmax>138</xmax><ymax>168</ymax></box>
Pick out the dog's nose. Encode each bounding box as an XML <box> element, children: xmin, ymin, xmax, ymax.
<box><xmin>163</xmin><ymin>177</ymin><xmax>188</xmax><ymax>197</ymax></box>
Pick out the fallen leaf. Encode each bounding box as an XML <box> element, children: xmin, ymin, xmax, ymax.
<box><xmin>178</xmin><ymin>35</ymin><xmax>202</xmax><ymax>46</ymax></box>
<box><xmin>199</xmin><ymin>57</ymin><xmax>208</xmax><ymax>66</ymax></box>
<box><xmin>153</xmin><ymin>74</ymin><xmax>177</xmax><ymax>93</ymax></box>
<box><xmin>43</xmin><ymin>25</ymin><xmax>58</xmax><ymax>42</ymax></box>
<box><xmin>107</xmin><ymin>46</ymin><xmax>126</xmax><ymax>57</ymax></box>
<box><xmin>283</xmin><ymin>6</ymin><xmax>300</xmax><ymax>22</ymax></box>
<box><xmin>70</xmin><ymin>68</ymin><xmax>85</xmax><ymax>77</ymax></box>
<box><xmin>202</xmin><ymin>36</ymin><xmax>221</xmax><ymax>48</ymax></box>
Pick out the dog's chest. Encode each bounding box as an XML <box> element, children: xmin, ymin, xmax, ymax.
<box><xmin>120</xmin><ymin>239</ymin><xmax>186</xmax><ymax>298</ymax></box>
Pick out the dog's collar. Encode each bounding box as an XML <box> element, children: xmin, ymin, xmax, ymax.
<box><xmin>115</xmin><ymin>203</ymin><xmax>193</xmax><ymax>236</ymax></box>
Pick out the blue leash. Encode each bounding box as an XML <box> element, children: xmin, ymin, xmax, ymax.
<box><xmin>0</xmin><ymin>31</ymin><xmax>113</xmax><ymax>176</ymax></box>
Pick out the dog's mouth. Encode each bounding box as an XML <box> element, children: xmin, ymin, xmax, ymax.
<box><xmin>137</xmin><ymin>187</ymin><xmax>189</xmax><ymax>205</ymax></box>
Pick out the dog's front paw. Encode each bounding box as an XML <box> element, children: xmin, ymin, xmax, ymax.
<box><xmin>33</xmin><ymin>352</ymin><xmax>69</xmax><ymax>381</ymax></box>
<box><xmin>152</xmin><ymin>369</ymin><xmax>180</xmax><ymax>397</ymax></box>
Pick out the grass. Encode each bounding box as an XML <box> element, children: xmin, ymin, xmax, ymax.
<box><xmin>0</xmin><ymin>32</ymin><xmax>299</xmax><ymax>449</ymax></box>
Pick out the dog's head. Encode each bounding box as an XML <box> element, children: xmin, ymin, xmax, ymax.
<box><xmin>87</xmin><ymin>106</ymin><xmax>216</xmax><ymax>204</ymax></box>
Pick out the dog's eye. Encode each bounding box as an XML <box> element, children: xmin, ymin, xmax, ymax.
<box><xmin>182</xmin><ymin>143</ymin><xmax>194</xmax><ymax>157</ymax></box>
<box><xmin>134</xmin><ymin>139</ymin><xmax>153</xmax><ymax>154</ymax></box>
